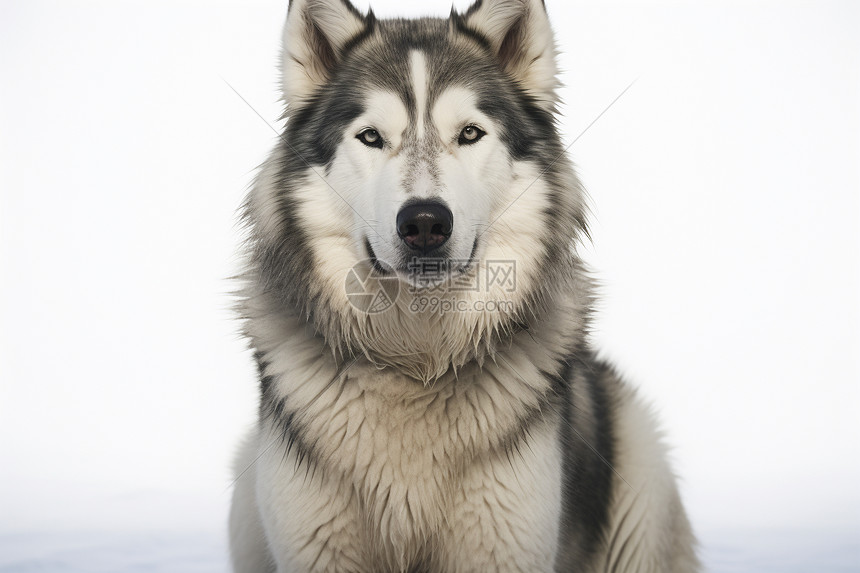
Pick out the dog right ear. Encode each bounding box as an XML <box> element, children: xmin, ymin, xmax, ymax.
<box><xmin>281</xmin><ymin>0</ymin><xmax>372</xmax><ymax>107</ymax></box>
<box><xmin>456</xmin><ymin>0</ymin><xmax>559</xmax><ymax>111</ymax></box>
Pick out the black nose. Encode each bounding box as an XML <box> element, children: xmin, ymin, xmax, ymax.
<box><xmin>396</xmin><ymin>201</ymin><xmax>453</xmax><ymax>253</ymax></box>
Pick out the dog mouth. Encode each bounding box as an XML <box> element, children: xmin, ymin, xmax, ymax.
<box><xmin>365</xmin><ymin>236</ymin><xmax>391</xmax><ymax>275</ymax></box>
<box><xmin>364</xmin><ymin>236</ymin><xmax>479</xmax><ymax>279</ymax></box>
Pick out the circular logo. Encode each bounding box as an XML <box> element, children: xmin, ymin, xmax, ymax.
<box><xmin>345</xmin><ymin>259</ymin><xmax>400</xmax><ymax>314</ymax></box>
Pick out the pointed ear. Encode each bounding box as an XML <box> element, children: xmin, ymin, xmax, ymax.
<box><xmin>459</xmin><ymin>0</ymin><xmax>559</xmax><ymax>110</ymax></box>
<box><xmin>281</xmin><ymin>0</ymin><xmax>372</xmax><ymax>106</ymax></box>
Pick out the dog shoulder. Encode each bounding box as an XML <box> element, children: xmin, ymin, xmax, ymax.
<box><xmin>559</xmin><ymin>358</ymin><xmax>700</xmax><ymax>572</ymax></box>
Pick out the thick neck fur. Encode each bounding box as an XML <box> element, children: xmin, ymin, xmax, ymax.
<box><xmin>244</xmin><ymin>248</ymin><xmax>591</xmax><ymax>382</ymax></box>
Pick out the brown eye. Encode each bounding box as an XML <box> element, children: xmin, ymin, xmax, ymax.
<box><xmin>357</xmin><ymin>129</ymin><xmax>383</xmax><ymax>149</ymax></box>
<box><xmin>458</xmin><ymin>125</ymin><xmax>485</xmax><ymax>145</ymax></box>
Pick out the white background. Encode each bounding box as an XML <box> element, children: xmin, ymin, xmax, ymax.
<box><xmin>1</xmin><ymin>0</ymin><xmax>858</xmax><ymax>571</ymax></box>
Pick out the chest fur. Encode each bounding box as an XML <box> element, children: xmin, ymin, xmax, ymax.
<box><xmin>260</xmin><ymin>348</ymin><xmax>555</xmax><ymax>541</ymax></box>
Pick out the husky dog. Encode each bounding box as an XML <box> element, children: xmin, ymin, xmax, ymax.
<box><xmin>229</xmin><ymin>0</ymin><xmax>699</xmax><ymax>571</ymax></box>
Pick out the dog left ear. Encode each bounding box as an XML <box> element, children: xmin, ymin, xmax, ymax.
<box><xmin>457</xmin><ymin>0</ymin><xmax>559</xmax><ymax>110</ymax></box>
<box><xmin>281</xmin><ymin>0</ymin><xmax>372</xmax><ymax>107</ymax></box>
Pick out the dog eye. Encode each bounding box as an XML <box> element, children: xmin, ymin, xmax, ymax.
<box><xmin>357</xmin><ymin>129</ymin><xmax>384</xmax><ymax>149</ymax></box>
<box><xmin>458</xmin><ymin>125</ymin><xmax>485</xmax><ymax>145</ymax></box>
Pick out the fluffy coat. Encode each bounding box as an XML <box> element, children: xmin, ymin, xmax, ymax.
<box><xmin>229</xmin><ymin>1</ymin><xmax>699</xmax><ymax>571</ymax></box>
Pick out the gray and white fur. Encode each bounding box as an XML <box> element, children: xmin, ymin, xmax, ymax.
<box><xmin>229</xmin><ymin>0</ymin><xmax>699</xmax><ymax>571</ymax></box>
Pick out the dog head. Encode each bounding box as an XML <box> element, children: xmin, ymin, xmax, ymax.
<box><xmin>244</xmin><ymin>0</ymin><xmax>589</xmax><ymax>381</ymax></box>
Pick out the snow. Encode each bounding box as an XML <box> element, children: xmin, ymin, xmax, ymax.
<box><xmin>0</xmin><ymin>525</ymin><xmax>857</xmax><ymax>571</ymax></box>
